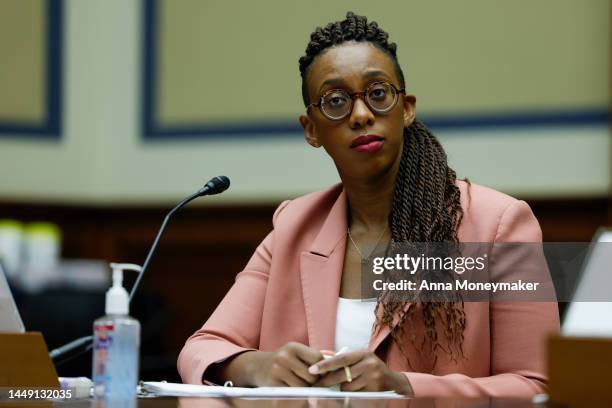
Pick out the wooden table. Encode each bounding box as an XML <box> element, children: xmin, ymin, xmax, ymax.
<box><xmin>0</xmin><ymin>397</ymin><xmax>554</xmax><ymax>407</ymax></box>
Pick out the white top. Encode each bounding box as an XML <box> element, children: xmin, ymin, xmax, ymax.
<box><xmin>334</xmin><ymin>297</ymin><xmax>377</xmax><ymax>352</ymax></box>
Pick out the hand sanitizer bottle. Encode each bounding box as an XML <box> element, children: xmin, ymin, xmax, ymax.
<box><xmin>93</xmin><ymin>263</ymin><xmax>142</xmax><ymax>399</ymax></box>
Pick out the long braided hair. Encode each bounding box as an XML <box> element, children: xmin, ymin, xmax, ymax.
<box><xmin>299</xmin><ymin>12</ymin><xmax>467</xmax><ymax>365</ymax></box>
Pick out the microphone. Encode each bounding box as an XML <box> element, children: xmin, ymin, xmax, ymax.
<box><xmin>197</xmin><ymin>176</ymin><xmax>230</xmax><ymax>196</ymax></box>
<box><xmin>49</xmin><ymin>176</ymin><xmax>231</xmax><ymax>360</ymax></box>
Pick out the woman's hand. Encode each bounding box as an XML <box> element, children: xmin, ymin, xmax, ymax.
<box><xmin>248</xmin><ymin>342</ymin><xmax>323</xmax><ymax>387</ymax></box>
<box><xmin>308</xmin><ymin>349</ymin><xmax>414</xmax><ymax>395</ymax></box>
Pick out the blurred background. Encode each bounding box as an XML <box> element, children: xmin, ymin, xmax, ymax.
<box><xmin>0</xmin><ymin>0</ymin><xmax>610</xmax><ymax>382</ymax></box>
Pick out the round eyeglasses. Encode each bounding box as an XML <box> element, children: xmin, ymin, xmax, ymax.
<box><xmin>307</xmin><ymin>81</ymin><xmax>405</xmax><ymax>121</ymax></box>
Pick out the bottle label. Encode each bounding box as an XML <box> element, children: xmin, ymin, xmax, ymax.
<box><xmin>93</xmin><ymin>323</ymin><xmax>114</xmax><ymax>397</ymax></box>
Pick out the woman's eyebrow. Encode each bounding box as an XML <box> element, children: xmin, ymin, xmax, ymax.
<box><xmin>317</xmin><ymin>70</ymin><xmax>392</xmax><ymax>94</ymax></box>
<box><xmin>363</xmin><ymin>69</ymin><xmax>390</xmax><ymax>80</ymax></box>
<box><xmin>318</xmin><ymin>77</ymin><xmax>343</xmax><ymax>93</ymax></box>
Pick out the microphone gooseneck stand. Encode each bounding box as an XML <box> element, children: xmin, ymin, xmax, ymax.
<box><xmin>49</xmin><ymin>176</ymin><xmax>230</xmax><ymax>363</ymax></box>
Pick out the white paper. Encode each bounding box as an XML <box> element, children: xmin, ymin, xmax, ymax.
<box><xmin>141</xmin><ymin>381</ymin><xmax>403</xmax><ymax>399</ymax></box>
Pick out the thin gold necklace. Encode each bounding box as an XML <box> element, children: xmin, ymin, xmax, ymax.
<box><xmin>347</xmin><ymin>226</ymin><xmax>387</xmax><ymax>264</ymax></box>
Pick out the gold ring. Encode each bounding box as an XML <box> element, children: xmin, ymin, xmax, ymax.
<box><xmin>344</xmin><ymin>366</ymin><xmax>353</xmax><ymax>383</ymax></box>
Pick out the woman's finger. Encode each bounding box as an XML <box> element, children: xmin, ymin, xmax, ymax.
<box><xmin>340</xmin><ymin>373</ymin><xmax>369</xmax><ymax>392</ymax></box>
<box><xmin>338</xmin><ymin>357</ymin><xmax>372</xmax><ymax>380</ymax></box>
<box><xmin>308</xmin><ymin>350</ymin><xmax>366</xmax><ymax>375</ymax></box>
<box><xmin>276</xmin><ymin>365</ymin><xmax>310</xmax><ymax>387</ymax></box>
<box><xmin>313</xmin><ymin>357</ymin><xmax>373</xmax><ymax>387</ymax></box>
<box><xmin>290</xmin><ymin>342</ymin><xmax>324</xmax><ymax>365</ymax></box>
<box><xmin>284</xmin><ymin>355</ymin><xmax>319</xmax><ymax>384</ymax></box>
<box><xmin>312</xmin><ymin>368</ymin><xmax>346</xmax><ymax>387</ymax></box>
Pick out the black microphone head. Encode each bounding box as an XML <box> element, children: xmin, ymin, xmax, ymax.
<box><xmin>200</xmin><ymin>176</ymin><xmax>230</xmax><ymax>195</ymax></box>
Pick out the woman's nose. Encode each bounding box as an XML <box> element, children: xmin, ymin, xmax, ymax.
<box><xmin>348</xmin><ymin>98</ymin><xmax>375</xmax><ymax>129</ymax></box>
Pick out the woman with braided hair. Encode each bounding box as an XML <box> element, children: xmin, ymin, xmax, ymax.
<box><xmin>178</xmin><ymin>12</ymin><xmax>559</xmax><ymax>397</ymax></box>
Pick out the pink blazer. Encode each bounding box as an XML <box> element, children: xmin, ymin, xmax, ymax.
<box><xmin>178</xmin><ymin>181</ymin><xmax>560</xmax><ymax>397</ymax></box>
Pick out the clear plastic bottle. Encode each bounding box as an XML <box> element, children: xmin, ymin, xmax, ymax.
<box><xmin>92</xmin><ymin>263</ymin><xmax>141</xmax><ymax>399</ymax></box>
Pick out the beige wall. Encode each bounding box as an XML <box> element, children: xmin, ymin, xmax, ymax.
<box><xmin>158</xmin><ymin>0</ymin><xmax>609</xmax><ymax>124</ymax></box>
<box><xmin>0</xmin><ymin>0</ymin><xmax>609</xmax><ymax>205</ymax></box>
<box><xmin>0</xmin><ymin>0</ymin><xmax>46</xmax><ymax>123</ymax></box>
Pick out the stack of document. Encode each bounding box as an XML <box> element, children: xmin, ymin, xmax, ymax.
<box><xmin>141</xmin><ymin>381</ymin><xmax>403</xmax><ymax>399</ymax></box>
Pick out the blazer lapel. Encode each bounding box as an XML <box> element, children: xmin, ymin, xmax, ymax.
<box><xmin>299</xmin><ymin>188</ymin><xmax>347</xmax><ymax>351</ymax></box>
<box><xmin>298</xmin><ymin>186</ymin><xmax>411</xmax><ymax>353</ymax></box>
<box><xmin>368</xmin><ymin>302</ymin><xmax>412</xmax><ymax>351</ymax></box>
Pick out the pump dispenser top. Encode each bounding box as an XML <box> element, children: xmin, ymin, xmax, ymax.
<box><xmin>105</xmin><ymin>263</ymin><xmax>142</xmax><ymax>315</ymax></box>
